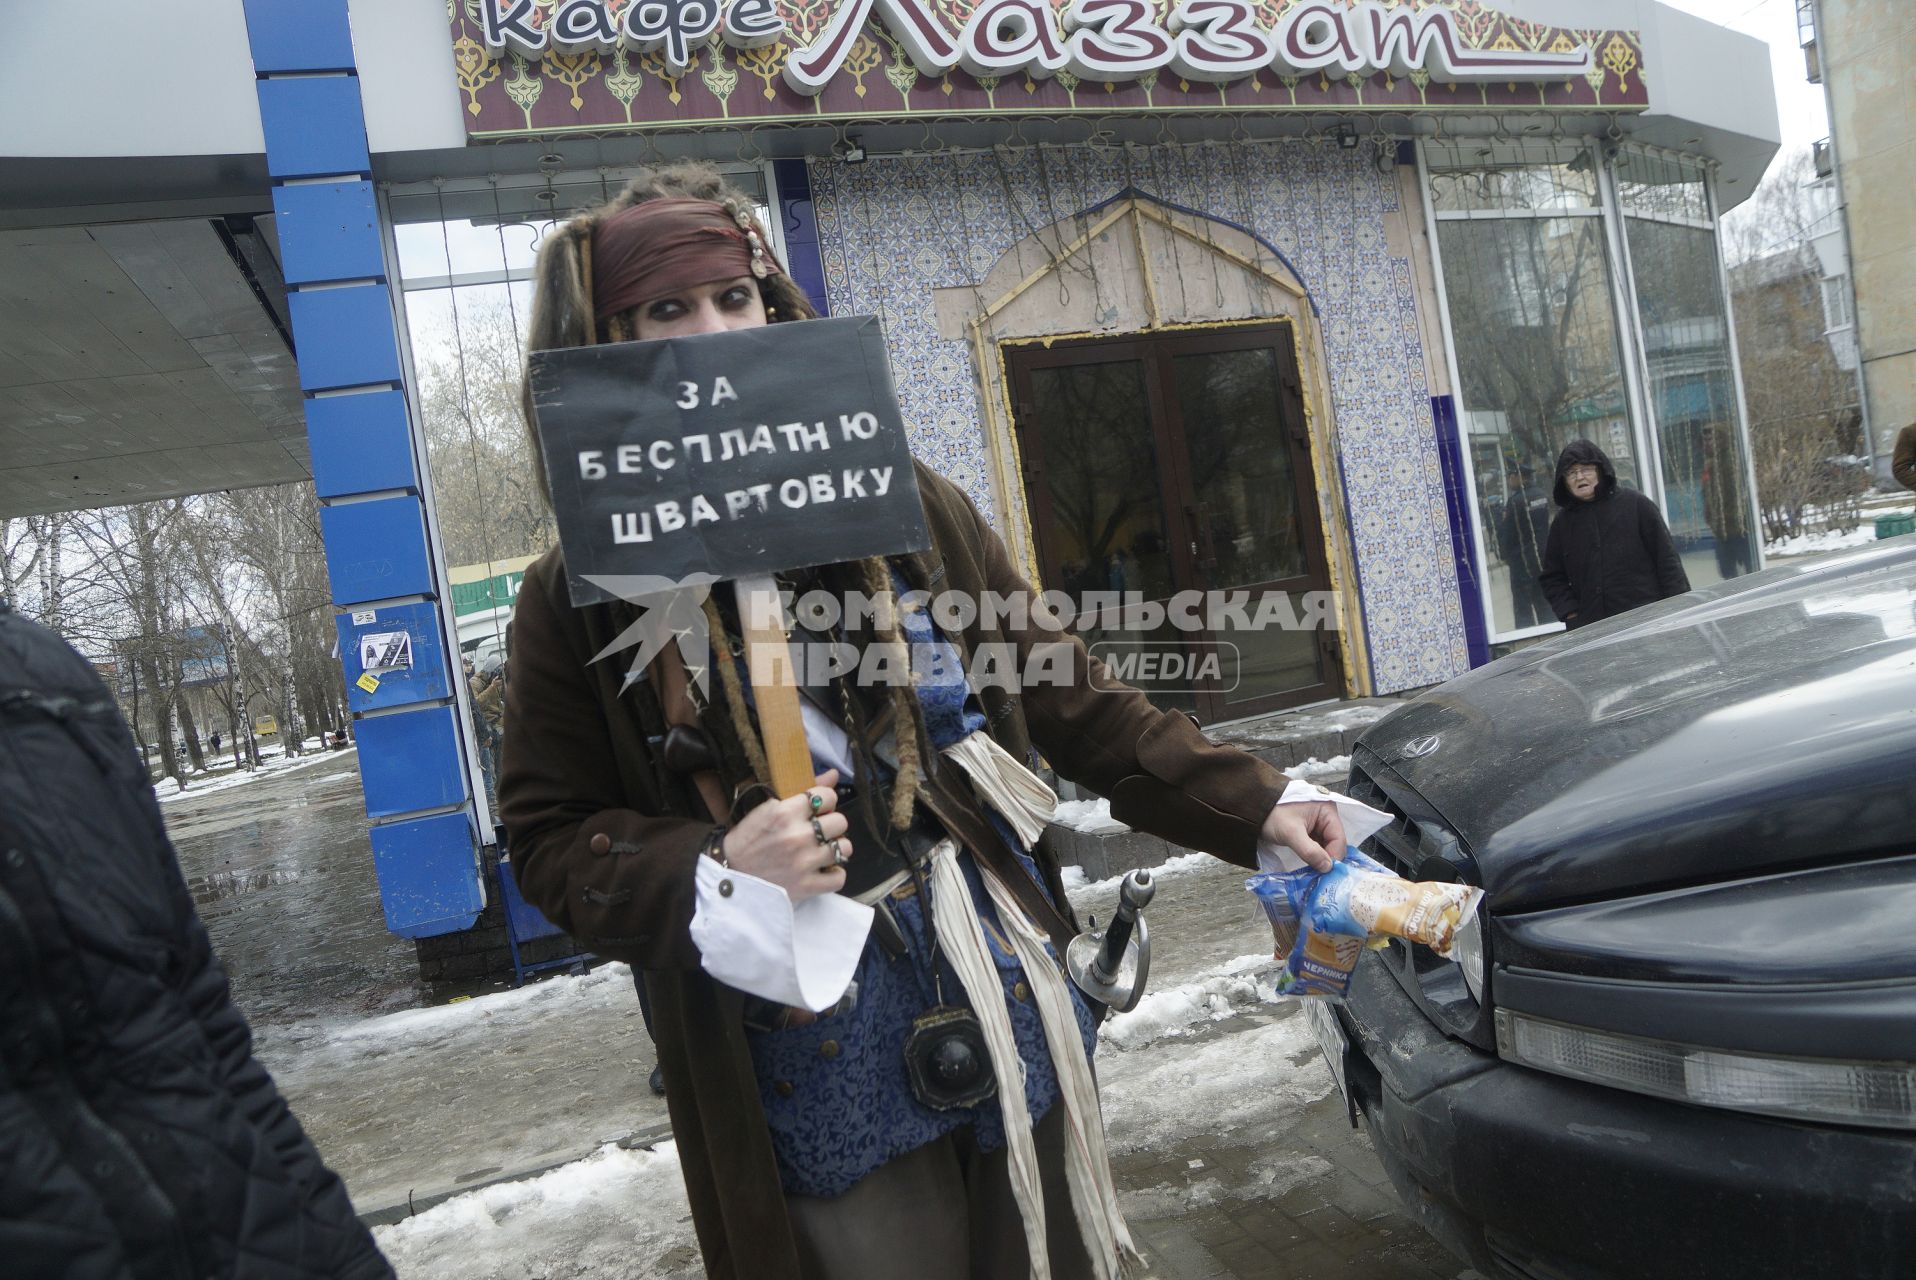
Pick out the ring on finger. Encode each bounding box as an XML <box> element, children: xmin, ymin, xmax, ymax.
<box><xmin>828</xmin><ymin>839</ymin><xmax>846</xmax><ymax>867</ymax></box>
<box><xmin>809</xmin><ymin>791</ymin><xmax>825</xmax><ymax>813</ymax></box>
<box><xmin>810</xmin><ymin>816</ymin><xmax>830</xmax><ymax>845</ymax></box>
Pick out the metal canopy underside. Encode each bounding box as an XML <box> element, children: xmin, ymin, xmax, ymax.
<box><xmin>0</xmin><ymin>218</ymin><xmax>307</xmax><ymax>519</ymax></box>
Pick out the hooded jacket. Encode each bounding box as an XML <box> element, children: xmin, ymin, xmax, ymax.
<box><xmin>0</xmin><ymin>607</ymin><xmax>391</xmax><ymax>1280</ymax></box>
<box><xmin>1538</xmin><ymin>439</ymin><xmax>1691</xmax><ymax>629</ymax></box>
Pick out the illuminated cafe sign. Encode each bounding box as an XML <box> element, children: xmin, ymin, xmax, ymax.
<box><xmin>478</xmin><ymin>0</ymin><xmax>1595</xmax><ymax>90</ymax></box>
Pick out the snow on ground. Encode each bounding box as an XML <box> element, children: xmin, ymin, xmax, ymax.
<box><xmin>1098</xmin><ymin>953</ymin><xmax>1274</xmax><ymax>1051</ymax></box>
<box><xmin>1765</xmin><ymin>523</ymin><xmax>1886</xmax><ymax>559</ymax></box>
<box><xmin>256</xmin><ymin>959</ymin><xmax>636</xmax><ymax>1074</ymax></box>
<box><xmin>363</xmin><ymin>951</ymin><xmax>1332</xmax><ymax>1277</ymax></box>
<box><xmin>155</xmin><ymin>744</ymin><xmax>356</xmax><ymax>804</ymax></box>
<box><xmin>1284</xmin><ymin>754</ymin><xmax>1350</xmax><ymax>781</ymax></box>
<box><xmin>1098</xmin><ymin>985</ymin><xmax>1330</xmax><ymax>1158</ymax></box>
<box><xmin>1252</xmin><ymin>704</ymin><xmax>1394</xmax><ymax>735</ymax></box>
<box><xmin>1052</xmin><ymin>796</ymin><xmax>1131</xmax><ymax>834</ymax></box>
<box><xmin>1061</xmin><ymin>850</ymin><xmax>1213</xmax><ymax>897</ymax></box>
<box><xmin>373</xmin><ymin>1141</ymin><xmax>701</xmax><ymax>1280</ymax></box>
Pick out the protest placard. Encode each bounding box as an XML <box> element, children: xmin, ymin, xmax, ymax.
<box><xmin>526</xmin><ymin>314</ymin><xmax>929</xmax><ymax>608</ymax></box>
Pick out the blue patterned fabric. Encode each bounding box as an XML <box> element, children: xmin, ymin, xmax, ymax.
<box><xmin>745</xmin><ymin>585</ymin><xmax>1097</xmax><ymax>1198</ymax></box>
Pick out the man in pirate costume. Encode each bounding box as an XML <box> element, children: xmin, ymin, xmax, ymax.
<box><xmin>499</xmin><ymin>164</ymin><xmax>1349</xmax><ymax>1280</ymax></box>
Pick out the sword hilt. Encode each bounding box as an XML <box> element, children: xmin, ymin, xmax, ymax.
<box><xmin>1091</xmin><ymin>869</ymin><xmax>1155</xmax><ymax>985</ymax></box>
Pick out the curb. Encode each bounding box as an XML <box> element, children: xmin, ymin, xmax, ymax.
<box><xmin>357</xmin><ymin>1120</ymin><xmax>677</xmax><ymax>1228</ymax></box>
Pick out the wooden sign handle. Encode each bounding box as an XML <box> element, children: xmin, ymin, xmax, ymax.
<box><xmin>732</xmin><ymin>574</ymin><xmax>814</xmax><ymax>799</ymax></box>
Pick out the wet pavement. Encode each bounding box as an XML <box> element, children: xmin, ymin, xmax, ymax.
<box><xmin>161</xmin><ymin>747</ymin><xmax>1474</xmax><ymax>1279</ymax></box>
<box><xmin>166</xmin><ymin>750</ymin><xmax>424</xmax><ymax>1029</ymax></box>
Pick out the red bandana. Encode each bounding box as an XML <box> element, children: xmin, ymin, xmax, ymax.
<box><xmin>589</xmin><ymin>197</ymin><xmax>783</xmax><ymax>322</ymax></box>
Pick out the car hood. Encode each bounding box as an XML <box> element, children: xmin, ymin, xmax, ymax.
<box><xmin>1357</xmin><ymin>539</ymin><xmax>1916</xmax><ymax>912</ymax></box>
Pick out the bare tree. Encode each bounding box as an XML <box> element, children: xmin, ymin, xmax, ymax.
<box><xmin>2</xmin><ymin>514</ymin><xmax>72</xmax><ymax>625</ymax></box>
<box><xmin>1722</xmin><ymin>148</ymin><xmax>1840</xmax><ymax>268</ymax></box>
<box><xmin>63</xmin><ymin>502</ymin><xmax>202</xmax><ymax>788</ymax></box>
<box><xmin>415</xmin><ymin>293</ymin><xmax>557</xmax><ymax>569</ymax></box>
<box><xmin>1723</xmin><ymin>148</ymin><xmax>1867</xmax><ymax>541</ymax></box>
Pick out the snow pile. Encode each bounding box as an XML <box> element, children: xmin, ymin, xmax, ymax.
<box><xmin>1260</xmin><ymin>705</ymin><xmax>1394</xmax><ymax>735</ymax></box>
<box><xmin>1062</xmin><ymin>850</ymin><xmax>1214</xmax><ymax>901</ymax></box>
<box><xmin>1766</xmin><ymin>524</ymin><xmax>1883</xmax><ymax>559</ymax></box>
<box><xmin>258</xmin><ymin>961</ymin><xmax>636</xmax><ymax>1070</ymax></box>
<box><xmin>1099</xmin><ymin>954</ymin><xmax>1275</xmax><ymax>1051</ymax></box>
<box><xmin>373</xmin><ymin>1141</ymin><xmax>701</xmax><ymax>1280</ymax></box>
<box><xmin>1283</xmin><ymin>754</ymin><xmax>1351</xmax><ymax>782</ymax></box>
<box><xmin>1050</xmin><ymin>796</ymin><xmax>1130</xmax><ymax>834</ymax></box>
<box><xmin>358</xmin><ymin>952</ymin><xmax>1342</xmax><ymax>1272</ymax></box>
<box><xmin>1098</xmin><ymin>1009</ymin><xmax>1331</xmax><ymax>1156</ymax></box>
<box><xmin>155</xmin><ymin>746</ymin><xmax>356</xmax><ymax>804</ymax></box>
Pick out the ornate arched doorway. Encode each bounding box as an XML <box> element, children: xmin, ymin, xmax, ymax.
<box><xmin>943</xmin><ymin>190</ymin><xmax>1367</xmax><ymax>719</ymax></box>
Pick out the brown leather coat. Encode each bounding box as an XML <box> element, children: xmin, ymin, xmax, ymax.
<box><xmin>498</xmin><ymin>462</ymin><xmax>1288</xmax><ymax>1279</ymax></box>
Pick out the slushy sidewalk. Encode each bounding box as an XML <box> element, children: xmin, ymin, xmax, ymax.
<box><xmin>253</xmin><ymin>854</ymin><xmax>1472</xmax><ymax>1279</ymax></box>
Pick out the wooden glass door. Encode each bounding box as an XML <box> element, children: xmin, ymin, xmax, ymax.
<box><xmin>1008</xmin><ymin>325</ymin><xmax>1340</xmax><ymax>722</ymax></box>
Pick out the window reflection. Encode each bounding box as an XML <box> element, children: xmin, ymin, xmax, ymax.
<box><xmin>1435</xmin><ymin>214</ymin><xmax>1639</xmax><ymax>635</ymax></box>
<box><xmin>1027</xmin><ymin>358</ymin><xmax>1195</xmax><ymax>713</ymax></box>
<box><xmin>1172</xmin><ymin>348</ymin><xmax>1307</xmax><ymax>587</ymax></box>
<box><xmin>1426</xmin><ymin>140</ymin><xmax>1602</xmax><ymax>215</ymax></box>
<box><xmin>1618</xmin><ymin>154</ymin><xmax>1754</xmax><ymax>589</ymax></box>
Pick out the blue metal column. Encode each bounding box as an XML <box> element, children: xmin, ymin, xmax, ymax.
<box><xmin>238</xmin><ymin>0</ymin><xmax>484</xmax><ymax>937</ymax></box>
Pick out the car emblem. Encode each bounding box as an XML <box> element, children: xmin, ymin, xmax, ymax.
<box><xmin>1398</xmin><ymin>734</ymin><xmax>1442</xmax><ymax>760</ymax></box>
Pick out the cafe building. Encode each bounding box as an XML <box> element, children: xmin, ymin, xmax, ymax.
<box><xmin>1</xmin><ymin>0</ymin><xmax>1779</xmax><ymax>947</ymax></box>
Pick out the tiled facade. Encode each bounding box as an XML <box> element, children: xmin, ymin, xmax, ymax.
<box><xmin>808</xmin><ymin>142</ymin><xmax>1470</xmax><ymax>693</ymax></box>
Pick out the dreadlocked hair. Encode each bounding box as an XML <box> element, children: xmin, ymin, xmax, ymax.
<box><xmin>858</xmin><ymin>556</ymin><xmax>926</xmax><ymax>832</ymax></box>
<box><xmin>699</xmin><ymin>594</ymin><xmax>771</xmax><ymax>786</ymax></box>
<box><xmin>520</xmin><ymin>161</ymin><xmax>817</xmax><ymax>505</ymax></box>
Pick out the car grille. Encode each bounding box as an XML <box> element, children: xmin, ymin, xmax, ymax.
<box><xmin>1347</xmin><ymin>749</ymin><xmax>1494</xmax><ymax>1050</ymax></box>
<box><xmin>1345</xmin><ymin>762</ymin><xmax>1419</xmax><ymax>878</ymax></box>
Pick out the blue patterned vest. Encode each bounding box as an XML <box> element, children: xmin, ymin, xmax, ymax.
<box><xmin>744</xmin><ymin>584</ymin><xmax>1097</xmax><ymax>1198</ymax></box>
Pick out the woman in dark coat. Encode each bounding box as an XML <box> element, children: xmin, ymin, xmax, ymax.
<box><xmin>0</xmin><ymin>605</ymin><xmax>391</xmax><ymax>1280</ymax></box>
<box><xmin>498</xmin><ymin>164</ymin><xmax>1348</xmax><ymax>1280</ymax></box>
<box><xmin>1539</xmin><ymin>439</ymin><xmax>1691</xmax><ymax>629</ymax></box>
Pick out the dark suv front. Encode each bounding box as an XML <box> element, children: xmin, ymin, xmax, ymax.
<box><xmin>1326</xmin><ymin>540</ymin><xmax>1916</xmax><ymax>1280</ymax></box>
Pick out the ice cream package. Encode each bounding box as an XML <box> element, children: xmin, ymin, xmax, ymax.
<box><xmin>1248</xmin><ymin>851</ymin><xmax>1484</xmax><ymax>1001</ymax></box>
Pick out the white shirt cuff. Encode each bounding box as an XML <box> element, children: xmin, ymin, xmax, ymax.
<box><xmin>1255</xmin><ymin>779</ymin><xmax>1395</xmax><ymax>873</ymax></box>
<box><xmin>688</xmin><ymin>854</ymin><xmax>873</xmax><ymax>1011</ymax></box>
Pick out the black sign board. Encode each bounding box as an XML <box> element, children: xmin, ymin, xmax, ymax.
<box><xmin>527</xmin><ymin>315</ymin><xmax>930</xmax><ymax>607</ymax></box>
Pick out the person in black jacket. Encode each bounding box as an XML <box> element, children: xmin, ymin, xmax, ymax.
<box><xmin>1539</xmin><ymin>439</ymin><xmax>1691</xmax><ymax>629</ymax></box>
<box><xmin>0</xmin><ymin>605</ymin><xmax>392</xmax><ymax>1280</ymax></box>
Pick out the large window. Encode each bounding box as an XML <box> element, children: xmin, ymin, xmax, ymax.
<box><xmin>1426</xmin><ymin>142</ymin><xmax>1643</xmax><ymax>638</ymax></box>
<box><xmin>1615</xmin><ymin>151</ymin><xmax>1756</xmax><ymax>589</ymax></box>
<box><xmin>1424</xmin><ymin>141</ymin><xmax>1758</xmax><ymax>643</ymax></box>
<box><xmin>385</xmin><ymin>167</ymin><xmax>775</xmax><ymax>819</ymax></box>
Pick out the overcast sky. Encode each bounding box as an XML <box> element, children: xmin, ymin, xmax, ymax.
<box><xmin>1660</xmin><ymin>0</ymin><xmax>1828</xmax><ymax>153</ymax></box>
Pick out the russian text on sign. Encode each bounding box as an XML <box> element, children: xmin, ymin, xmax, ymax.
<box><xmin>477</xmin><ymin>0</ymin><xmax>1592</xmax><ymax>88</ymax></box>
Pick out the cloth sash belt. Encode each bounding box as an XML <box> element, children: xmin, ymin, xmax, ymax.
<box><xmin>931</xmin><ymin>733</ymin><xmax>1139</xmax><ymax>1280</ymax></box>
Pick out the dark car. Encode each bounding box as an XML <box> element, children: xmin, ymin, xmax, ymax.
<box><xmin>1316</xmin><ymin>537</ymin><xmax>1916</xmax><ymax>1280</ymax></box>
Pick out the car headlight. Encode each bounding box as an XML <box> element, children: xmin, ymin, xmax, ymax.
<box><xmin>1496</xmin><ymin>1010</ymin><xmax>1916</xmax><ymax>1130</ymax></box>
<box><xmin>1451</xmin><ymin>909</ymin><xmax>1486</xmax><ymax>1004</ymax></box>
